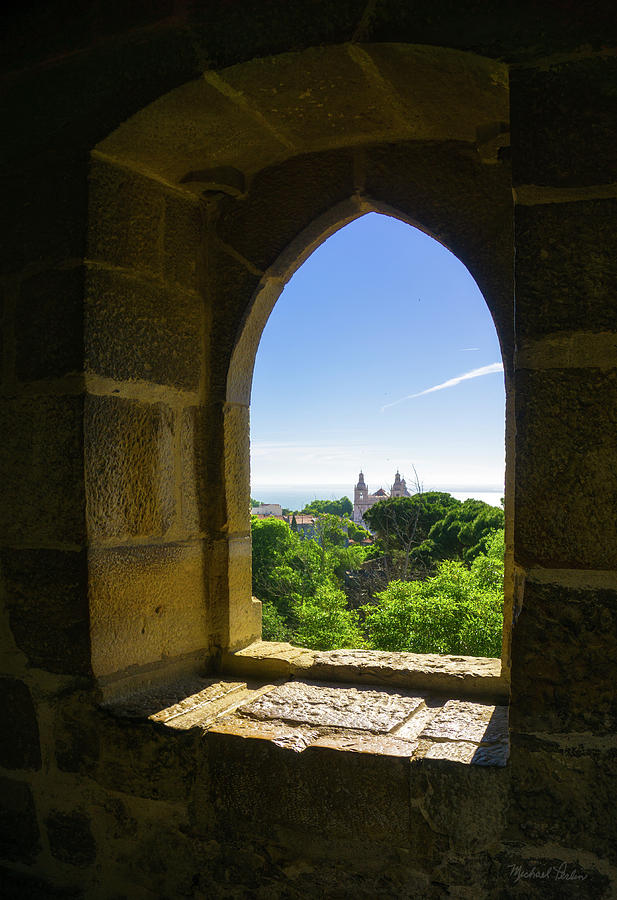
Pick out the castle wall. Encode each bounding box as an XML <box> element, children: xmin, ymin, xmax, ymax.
<box><xmin>1</xmin><ymin>5</ymin><xmax>616</xmax><ymax>896</ymax></box>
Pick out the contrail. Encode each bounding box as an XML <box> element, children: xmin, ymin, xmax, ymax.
<box><xmin>381</xmin><ymin>362</ymin><xmax>503</xmax><ymax>411</ymax></box>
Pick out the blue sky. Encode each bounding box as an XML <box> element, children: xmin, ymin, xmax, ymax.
<box><xmin>250</xmin><ymin>212</ymin><xmax>505</xmax><ymax>490</ymax></box>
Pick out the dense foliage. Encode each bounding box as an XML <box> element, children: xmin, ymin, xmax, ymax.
<box><xmin>302</xmin><ymin>496</ymin><xmax>353</xmax><ymax>517</ymax></box>
<box><xmin>252</xmin><ymin>492</ymin><xmax>505</xmax><ymax>658</ymax></box>
<box><xmin>362</xmin><ymin>530</ymin><xmax>504</xmax><ymax>656</ymax></box>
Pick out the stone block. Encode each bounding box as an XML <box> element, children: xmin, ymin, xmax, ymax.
<box><xmin>511</xmin><ymin>57</ymin><xmax>617</xmax><ymax>187</ymax></box>
<box><xmin>181</xmin><ymin>405</ymin><xmax>209</xmax><ymax>536</ymax></box>
<box><xmin>206</xmin><ymin>246</ymin><xmax>263</xmax><ymax>401</ymax></box>
<box><xmin>363</xmin><ymin>44</ymin><xmax>508</xmax><ymax>144</ymax></box>
<box><xmin>0</xmin><ymin>395</ymin><xmax>85</xmax><ymax>546</ymax></box>
<box><xmin>367</xmin><ymin>3</ymin><xmax>614</xmax><ymax>61</ymax></box>
<box><xmin>239</xmin><ymin>681</ymin><xmax>425</xmax><ymax>733</ymax></box>
<box><xmin>88</xmin><ymin>156</ymin><xmax>164</xmax><ymax>275</ymax></box>
<box><xmin>419</xmin><ymin>700</ymin><xmax>508</xmax><ymax>744</ymax></box>
<box><xmin>412</xmin><ymin>753</ymin><xmax>509</xmax><ymax>854</ymax></box>
<box><xmin>84</xmin><ymin>395</ymin><xmax>175</xmax><ymax>540</ymax></box>
<box><xmin>514</xmin><ymin>368</ymin><xmax>617</xmax><ymax>569</ymax></box>
<box><xmin>162</xmin><ymin>193</ymin><xmax>203</xmax><ymax>292</ymax></box>
<box><xmin>227</xmin><ymin>536</ymin><xmax>257</xmax><ymax>650</ymax></box>
<box><xmin>515</xmin><ymin>199</ymin><xmax>617</xmax><ymax>341</ymax></box>
<box><xmin>16</xmin><ymin>266</ymin><xmax>84</xmax><ymax>381</ymax></box>
<box><xmin>207</xmin><ymin>728</ymin><xmax>412</xmax><ymax>846</ymax></box>
<box><xmin>220</xmin><ymin>47</ymin><xmax>399</xmax><ymax>150</ymax></box>
<box><xmin>363</xmin><ymin>141</ymin><xmax>514</xmax><ymax>359</ymax></box>
<box><xmin>84</xmin><ymin>265</ymin><xmax>203</xmax><ymax>390</ymax></box>
<box><xmin>1</xmin><ymin>549</ymin><xmax>90</xmax><ymax>676</ymax></box>
<box><xmin>55</xmin><ymin>689</ymin><xmax>201</xmax><ymax>803</ymax></box>
<box><xmin>44</xmin><ymin>809</ymin><xmax>96</xmax><ymax>868</ymax></box>
<box><xmin>0</xmin><ymin>777</ymin><xmax>40</xmax><ymax>864</ymax></box>
<box><xmin>0</xmin><ymin>866</ymin><xmax>83</xmax><ymax>900</ymax></box>
<box><xmin>189</xmin><ymin>0</ymin><xmax>366</xmax><ymax>69</ymax></box>
<box><xmin>214</xmin><ymin>150</ymin><xmax>355</xmax><ymax>274</ymax></box>
<box><xmin>88</xmin><ymin>541</ymin><xmax>208</xmax><ymax>678</ymax></box>
<box><xmin>223</xmin><ymin>403</ymin><xmax>250</xmax><ymax>535</ymax></box>
<box><xmin>1</xmin><ymin>154</ymin><xmax>88</xmax><ymax>276</ymax></box>
<box><xmin>507</xmin><ymin>733</ymin><xmax>617</xmax><ymax>865</ymax></box>
<box><xmin>0</xmin><ymin>677</ymin><xmax>41</xmax><ymax>770</ymax></box>
<box><xmin>510</xmin><ymin>580</ymin><xmax>617</xmax><ymax>733</ymax></box>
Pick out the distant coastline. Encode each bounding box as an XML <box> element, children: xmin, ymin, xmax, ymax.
<box><xmin>251</xmin><ymin>483</ymin><xmax>504</xmax><ymax>511</ymax></box>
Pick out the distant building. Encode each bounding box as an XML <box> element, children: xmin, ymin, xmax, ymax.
<box><xmin>352</xmin><ymin>470</ymin><xmax>411</xmax><ymax>526</ymax></box>
<box><xmin>251</xmin><ymin>502</ymin><xmax>283</xmax><ymax>517</ymax></box>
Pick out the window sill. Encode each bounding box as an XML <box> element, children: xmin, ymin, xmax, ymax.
<box><xmin>103</xmin><ymin>643</ymin><xmax>509</xmax><ymax>770</ymax></box>
<box><xmin>221</xmin><ymin>640</ymin><xmax>508</xmax><ymax>704</ymax></box>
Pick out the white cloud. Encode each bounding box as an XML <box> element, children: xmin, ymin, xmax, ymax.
<box><xmin>381</xmin><ymin>362</ymin><xmax>503</xmax><ymax>411</ymax></box>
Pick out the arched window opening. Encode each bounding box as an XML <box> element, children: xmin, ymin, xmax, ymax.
<box><xmin>249</xmin><ymin>212</ymin><xmax>507</xmax><ymax>660</ymax></box>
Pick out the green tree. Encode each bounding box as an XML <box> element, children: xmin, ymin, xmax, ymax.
<box><xmin>302</xmin><ymin>496</ymin><xmax>353</xmax><ymax>518</ymax></box>
<box><xmin>362</xmin><ymin>530</ymin><xmax>504</xmax><ymax>657</ymax></box>
<box><xmin>294</xmin><ymin>583</ymin><xmax>365</xmax><ymax>650</ymax></box>
<box><xmin>347</xmin><ymin>520</ymin><xmax>371</xmax><ymax>542</ymax></box>
<box><xmin>363</xmin><ymin>492</ymin><xmax>461</xmax><ymax>578</ymax></box>
<box><xmin>421</xmin><ymin>499</ymin><xmax>504</xmax><ymax>563</ymax></box>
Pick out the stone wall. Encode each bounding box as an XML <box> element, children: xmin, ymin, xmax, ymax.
<box><xmin>1</xmin><ymin>2</ymin><xmax>616</xmax><ymax>897</ymax></box>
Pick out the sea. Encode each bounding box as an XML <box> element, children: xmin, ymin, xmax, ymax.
<box><xmin>251</xmin><ymin>483</ymin><xmax>504</xmax><ymax>511</ymax></box>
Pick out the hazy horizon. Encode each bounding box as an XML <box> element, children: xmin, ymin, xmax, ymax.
<box><xmin>250</xmin><ymin>213</ymin><xmax>505</xmax><ymax>489</ymax></box>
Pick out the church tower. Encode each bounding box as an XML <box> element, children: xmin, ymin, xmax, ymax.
<box><xmin>391</xmin><ymin>470</ymin><xmax>410</xmax><ymax>498</ymax></box>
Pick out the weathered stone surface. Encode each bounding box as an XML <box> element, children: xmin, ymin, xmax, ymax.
<box><xmin>88</xmin><ymin>156</ymin><xmax>165</xmax><ymax>276</ymax></box>
<box><xmin>239</xmin><ymin>680</ymin><xmax>425</xmax><ymax>733</ymax></box>
<box><xmin>85</xmin><ymin>265</ymin><xmax>203</xmax><ymax>390</ymax></box>
<box><xmin>88</xmin><ymin>541</ymin><xmax>208</xmax><ymax>678</ymax></box>
<box><xmin>413</xmin><ymin>754</ymin><xmax>509</xmax><ymax>853</ymax></box>
<box><xmin>367</xmin><ymin>2</ymin><xmax>614</xmax><ymax>61</ymax></box>
<box><xmin>209</xmin><ymin>715</ymin><xmax>321</xmax><ymax>753</ymax></box>
<box><xmin>0</xmin><ymin>677</ymin><xmax>41</xmax><ymax>770</ymax></box>
<box><xmin>215</xmin><ymin>150</ymin><xmax>355</xmax><ymax>273</ymax></box>
<box><xmin>206</xmin><ymin>244</ymin><xmax>263</xmax><ymax>401</ymax></box>
<box><xmin>0</xmin><ymin>866</ymin><xmax>83</xmax><ymax>899</ymax></box>
<box><xmin>511</xmin><ymin>57</ymin><xmax>617</xmax><ymax>187</ymax></box>
<box><xmin>307</xmin><ymin>648</ymin><xmax>507</xmax><ymax>700</ymax></box>
<box><xmin>507</xmin><ymin>734</ymin><xmax>617</xmax><ymax>865</ymax></box>
<box><xmin>310</xmin><ymin>731</ymin><xmax>418</xmax><ymax>759</ymax></box>
<box><xmin>219</xmin><ymin>47</ymin><xmax>398</xmax><ymax>150</ymax></box>
<box><xmin>222</xmin><ymin>640</ymin><xmax>316</xmax><ymax>680</ymax></box>
<box><xmin>163</xmin><ymin>192</ymin><xmax>203</xmax><ymax>291</ymax></box>
<box><xmin>223</xmin><ymin>403</ymin><xmax>250</xmax><ymax>535</ymax></box>
<box><xmin>510</xmin><ymin>580</ymin><xmax>617</xmax><ymax>733</ymax></box>
<box><xmin>45</xmin><ymin>810</ymin><xmax>96</xmax><ymax>868</ymax></box>
<box><xmin>207</xmin><ymin>726</ymin><xmax>412</xmax><ymax>845</ymax></box>
<box><xmin>16</xmin><ymin>266</ymin><xmax>84</xmax><ymax>381</ymax></box>
<box><xmin>423</xmin><ymin>739</ymin><xmax>509</xmax><ymax>766</ymax></box>
<box><xmin>0</xmin><ymin>396</ymin><xmax>85</xmax><ymax>545</ymax></box>
<box><xmin>55</xmin><ymin>690</ymin><xmax>201</xmax><ymax>803</ymax></box>
<box><xmin>0</xmin><ymin>777</ymin><xmax>40</xmax><ymax>864</ymax></box>
<box><xmin>95</xmin><ymin>75</ymin><xmax>290</xmax><ymax>186</ymax></box>
<box><xmin>420</xmin><ymin>700</ymin><xmax>508</xmax><ymax>744</ymax></box>
<box><xmin>84</xmin><ymin>395</ymin><xmax>175</xmax><ymax>540</ymax></box>
<box><xmin>1</xmin><ymin>154</ymin><xmax>88</xmax><ymax>275</ymax></box>
<box><xmin>108</xmin><ymin>677</ymin><xmax>245</xmax><ymax>722</ymax></box>
<box><xmin>515</xmin><ymin>199</ymin><xmax>617</xmax><ymax>341</ymax></box>
<box><xmin>180</xmin><ymin>405</ymin><xmax>210</xmax><ymax>536</ymax></box>
<box><xmin>363</xmin><ymin>44</ymin><xmax>508</xmax><ymax>143</ymax></box>
<box><xmin>515</xmin><ymin>368</ymin><xmax>617</xmax><ymax>569</ymax></box>
<box><xmin>2</xmin><ymin>549</ymin><xmax>90</xmax><ymax>675</ymax></box>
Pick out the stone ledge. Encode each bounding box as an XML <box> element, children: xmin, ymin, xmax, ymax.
<box><xmin>221</xmin><ymin>641</ymin><xmax>509</xmax><ymax>703</ymax></box>
<box><xmin>103</xmin><ymin>674</ymin><xmax>509</xmax><ymax>769</ymax></box>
